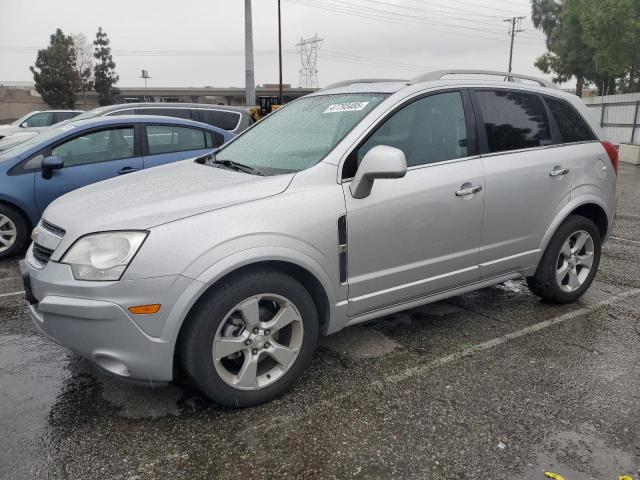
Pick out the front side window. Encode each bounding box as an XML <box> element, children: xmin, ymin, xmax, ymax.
<box><xmin>52</xmin><ymin>127</ymin><xmax>134</xmax><ymax>167</ymax></box>
<box><xmin>146</xmin><ymin>125</ymin><xmax>206</xmax><ymax>155</ymax></box>
<box><xmin>545</xmin><ymin>98</ymin><xmax>595</xmax><ymax>143</ymax></box>
<box><xmin>348</xmin><ymin>91</ymin><xmax>468</xmax><ymax>176</ymax></box>
<box><xmin>23</xmin><ymin>112</ymin><xmax>55</xmax><ymax>127</ymax></box>
<box><xmin>215</xmin><ymin>93</ymin><xmax>387</xmax><ymax>175</ymax></box>
<box><xmin>476</xmin><ymin>90</ymin><xmax>552</xmax><ymax>153</ymax></box>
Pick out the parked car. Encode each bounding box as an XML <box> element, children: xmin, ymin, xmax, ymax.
<box><xmin>21</xmin><ymin>70</ymin><xmax>618</xmax><ymax>408</ymax></box>
<box><xmin>0</xmin><ymin>131</ymin><xmax>39</xmax><ymax>152</ymax></box>
<box><xmin>69</xmin><ymin>102</ymin><xmax>253</xmax><ymax>135</ymax></box>
<box><xmin>0</xmin><ymin>115</ymin><xmax>232</xmax><ymax>258</ymax></box>
<box><xmin>0</xmin><ymin>110</ymin><xmax>82</xmax><ymax>139</ymax></box>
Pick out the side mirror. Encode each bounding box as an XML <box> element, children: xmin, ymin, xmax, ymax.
<box><xmin>20</xmin><ymin>122</ymin><xmax>28</xmax><ymax>128</ymax></box>
<box><xmin>350</xmin><ymin>145</ymin><xmax>407</xmax><ymax>199</ymax></box>
<box><xmin>41</xmin><ymin>155</ymin><xmax>63</xmax><ymax>180</ymax></box>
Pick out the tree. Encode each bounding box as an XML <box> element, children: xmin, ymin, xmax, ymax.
<box><xmin>93</xmin><ymin>27</ymin><xmax>120</xmax><ymax>106</ymax></box>
<box><xmin>580</xmin><ymin>0</ymin><xmax>640</xmax><ymax>93</ymax></box>
<box><xmin>30</xmin><ymin>29</ymin><xmax>78</xmax><ymax>108</ymax></box>
<box><xmin>531</xmin><ymin>0</ymin><xmax>597</xmax><ymax>96</ymax></box>
<box><xmin>71</xmin><ymin>33</ymin><xmax>94</xmax><ymax>107</ymax></box>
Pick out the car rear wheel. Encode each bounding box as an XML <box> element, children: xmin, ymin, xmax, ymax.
<box><xmin>0</xmin><ymin>204</ymin><xmax>29</xmax><ymax>260</ymax></box>
<box><xmin>526</xmin><ymin>214</ymin><xmax>601</xmax><ymax>304</ymax></box>
<box><xmin>179</xmin><ymin>269</ymin><xmax>318</xmax><ymax>407</ymax></box>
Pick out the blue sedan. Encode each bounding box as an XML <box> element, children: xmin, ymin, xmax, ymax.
<box><xmin>0</xmin><ymin>115</ymin><xmax>233</xmax><ymax>258</ymax></box>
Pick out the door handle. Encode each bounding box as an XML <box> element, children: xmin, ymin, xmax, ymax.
<box><xmin>549</xmin><ymin>167</ymin><xmax>570</xmax><ymax>177</ymax></box>
<box><xmin>455</xmin><ymin>185</ymin><xmax>482</xmax><ymax>197</ymax></box>
<box><xmin>117</xmin><ymin>166</ymin><xmax>139</xmax><ymax>175</ymax></box>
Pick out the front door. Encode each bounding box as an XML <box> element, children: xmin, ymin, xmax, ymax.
<box><xmin>342</xmin><ymin>90</ymin><xmax>486</xmax><ymax>316</ymax></box>
<box><xmin>35</xmin><ymin>126</ymin><xmax>142</xmax><ymax>214</ymax></box>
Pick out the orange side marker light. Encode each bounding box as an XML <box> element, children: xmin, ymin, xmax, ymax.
<box><xmin>128</xmin><ymin>304</ymin><xmax>161</xmax><ymax>314</ymax></box>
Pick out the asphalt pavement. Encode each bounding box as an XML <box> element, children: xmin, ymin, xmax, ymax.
<box><xmin>1</xmin><ymin>163</ymin><xmax>639</xmax><ymax>480</ymax></box>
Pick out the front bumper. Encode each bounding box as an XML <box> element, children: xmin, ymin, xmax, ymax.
<box><xmin>22</xmin><ymin>254</ymin><xmax>199</xmax><ymax>383</ymax></box>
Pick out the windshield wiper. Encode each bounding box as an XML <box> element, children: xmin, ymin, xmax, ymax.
<box><xmin>208</xmin><ymin>155</ymin><xmax>262</xmax><ymax>175</ymax></box>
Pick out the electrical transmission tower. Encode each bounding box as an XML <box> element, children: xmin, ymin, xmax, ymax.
<box><xmin>504</xmin><ymin>16</ymin><xmax>526</xmax><ymax>73</ymax></box>
<box><xmin>296</xmin><ymin>35</ymin><xmax>323</xmax><ymax>88</ymax></box>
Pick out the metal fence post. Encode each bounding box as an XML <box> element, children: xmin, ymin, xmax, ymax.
<box><xmin>632</xmin><ymin>101</ymin><xmax>640</xmax><ymax>144</ymax></box>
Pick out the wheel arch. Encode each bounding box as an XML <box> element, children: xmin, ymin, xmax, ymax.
<box><xmin>0</xmin><ymin>198</ymin><xmax>35</xmax><ymax>231</ymax></box>
<box><xmin>539</xmin><ymin>197</ymin><xmax>610</xmax><ymax>264</ymax></box>
<box><xmin>171</xmin><ymin>255</ymin><xmax>336</xmax><ymax>376</ymax></box>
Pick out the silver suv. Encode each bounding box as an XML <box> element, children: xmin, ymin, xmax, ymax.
<box><xmin>21</xmin><ymin>70</ymin><xmax>618</xmax><ymax>407</ymax></box>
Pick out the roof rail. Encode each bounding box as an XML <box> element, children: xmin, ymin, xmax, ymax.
<box><xmin>410</xmin><ymin>70</ymin><xmax>558</xmax><ymax>89</ymax></box>
<box><xmin>321</xmin><ymin>78</ymin><xmax>408</xmax><ymax>91</ymax></box>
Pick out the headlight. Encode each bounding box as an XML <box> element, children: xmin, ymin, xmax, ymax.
<box><xmin>61</xmin><ymin>231</ymin><xmax>148</xmax><ymax>281</ymax></box>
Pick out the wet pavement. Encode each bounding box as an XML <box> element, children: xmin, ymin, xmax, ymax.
<box><xmin>1</xmin><ymin>163</ymin><xmax>639</xmax><ymax>480</ymax></box>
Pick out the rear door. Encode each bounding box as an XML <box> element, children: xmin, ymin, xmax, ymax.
<box><xmin>472</xmin><ymin>88</ymin><xmax>572</xmax><ymax>278</ymax></box>
<box><xmin>141</xmin><ymin>124</ymin><xmax>216</xmax><ymax>169</ymax></box>
<box><xmin>34</xmin><ymin>125</ymin><xmax>142</xmax><ymax>213</ymax></box>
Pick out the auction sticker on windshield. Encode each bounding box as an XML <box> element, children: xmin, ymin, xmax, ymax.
<box><xmin>323</xmin><ymin>102</ymin><xmax>370</xmax><ymax>113</ymax></box>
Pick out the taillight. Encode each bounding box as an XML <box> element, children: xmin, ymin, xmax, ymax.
<box><xmin>601</xmin><ymin>141</ymin><xmax>619</xmax><ymax>174</ymax></box>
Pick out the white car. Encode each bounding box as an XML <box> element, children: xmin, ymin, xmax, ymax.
<box><xmin>0</xmin><ymin>110</ymin><xmax>82</xmax><ymax>140</ymax></box>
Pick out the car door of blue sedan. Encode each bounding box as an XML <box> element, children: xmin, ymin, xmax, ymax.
<box><xmin>141</xmin><ymin>124</ymin><xmax>214</xmax><ymax>169</ymax></box>
<box><xmin>34</xmin><ymin>126</ymin><xmax>143</xmax><ymax>214</ymax></box>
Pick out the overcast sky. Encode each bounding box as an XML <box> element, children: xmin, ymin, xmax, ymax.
<box><xmin>0</xmin><ymin>0</ymin><xmax>558</xmax><ymax>89</ymax></box>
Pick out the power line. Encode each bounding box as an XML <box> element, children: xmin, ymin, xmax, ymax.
<box><xmin>286</xmin><ymin>0</ymin><xmax>540</xmax><ymax>45</ymax></box>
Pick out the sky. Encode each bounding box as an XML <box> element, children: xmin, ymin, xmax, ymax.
<box><xmin>0</xmin><ymin>0</ymin><xmax>558</xmax><ymax>89</ymax></box>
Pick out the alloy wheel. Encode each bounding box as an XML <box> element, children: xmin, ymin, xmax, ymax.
<box><xmin>212</xmin><ymin>294</ymin><xmax>304</xmax><ymax>390</ymax></box>
<box><xmin>556</xmin><ymin>230</ymin><xmax>595</xmax><ymax>293</ymax></box>
<box><xmin>0</xmin><ymin>214</ymin><xmax>17</xmax><ymax>253</ymax></box>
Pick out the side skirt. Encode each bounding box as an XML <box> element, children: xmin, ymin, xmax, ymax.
<box><xmin>344</xmin><ymin>271</ymin><xmax>523</xmax><ymax>328</ymax></box>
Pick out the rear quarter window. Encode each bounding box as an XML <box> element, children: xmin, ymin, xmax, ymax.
<box><xmin>545</xmin><ymin>98</ymin><xmax>596</xmax><ymax>143</ymax></box>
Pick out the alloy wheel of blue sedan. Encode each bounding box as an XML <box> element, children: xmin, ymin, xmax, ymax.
<box><xmin>0</xmin><ymin>213</ymin><xmax>17</xmax><ymax>253</ymax></box>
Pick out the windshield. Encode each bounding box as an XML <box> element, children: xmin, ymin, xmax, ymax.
<box><xmin>10</xmin><ymin>112</ymin><xmax>31</xmax><ymax>126</ymax></box>
<box><xmin>215</xmin><ymin>93</ymin><xmax>387</xmax><ymax>175</ymax></box>
<box><xmin>0</xmin><ymin>124</ymin><xmax>77</xmax><ymax>161</ymax></box>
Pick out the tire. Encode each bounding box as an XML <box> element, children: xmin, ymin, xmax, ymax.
<box><xmin>179</xmin><ymin>268</ymin><xmax>319</xmax><ymax>408</ymax></box>
<box><xmin>526</xmin><ymin>214</ymin><xmax>601</xmax><ymax>304</ymax></box>
<box><xmin>0</xmin><ymin>204</ymin><xmax>29</xmax><ymax>260</ymax></box>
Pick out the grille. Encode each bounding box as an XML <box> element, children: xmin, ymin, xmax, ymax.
<box><xmin>32</xmin><ymin>243</ymin><xmax>54</xmax><ymax>266</ymax></box>
<box><xmin>41</xmin><ymin>219</ymin><xmax>66</xmax><ymax>237</ymax></box>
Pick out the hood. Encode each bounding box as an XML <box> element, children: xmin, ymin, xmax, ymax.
<box><xmin>43</xmin><ymin>159</ymin><xmax>294</xmax><ymax>237</ymax></box>
<box><xmin>0</xmin><ymin>131</ymin><xmax>37</xmax><ymax>151</ymax></box>
<box><xmin>0</xmin><ymin>125</ymin><xmax>19</xmax><ymax>136</ymax></box>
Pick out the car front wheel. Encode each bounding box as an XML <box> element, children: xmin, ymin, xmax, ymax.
<box><xmin>179</xmin><ymin>269</ymin><xmax>319</xmax><ymax>407</ymax></box>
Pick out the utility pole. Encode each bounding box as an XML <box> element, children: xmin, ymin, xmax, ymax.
<box><xmin>278</xmin><ymin>0</ymin><xmax>283</xmax><ymax>105</ymax></box>
<box><xmin>244</xmin><ymin>0</ymin><xmax>256</xmax><ymax>106</ymax></box>
<box><xmin>296</xmin><ymin>35</ymin><xmax>323</xmax><ymax>88</ymax></box>
<box><xmin>504</xmin><ymin>16</ymin><xmax>525</xmax><ymax>73</ymax></box>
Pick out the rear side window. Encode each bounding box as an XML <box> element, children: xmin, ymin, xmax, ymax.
<box><xmin>139</xmin><ymin>108</ymin><xmax>192</xmax><ymax>120</ymax></box>
<box><xmin>53</xmin><ymin>111</ymin><xmax>80</xmax><ymax>123</ymax></box>
<box><xmin>475</xmin><ymin>90</ymin><xmax>552</xmax><ymax>153</ymax></box>
<box><xmin>146</xmin><ymin>125</ymin><xmax>207</xmax><ymax>155</ymax></box>
<box><xmin>196</xmin><ymin>109</ymin><xmax>241</xmax><ymax>131</ymax></box>
<box><xmin>545</xmin><ymin>98</ymin><xmax>595</xmax><ymax>143</ymax></box>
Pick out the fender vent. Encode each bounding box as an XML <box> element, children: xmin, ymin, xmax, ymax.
<box><xmin>338</xmin><ymin>215</ymin><xmax>347</xmax><ymax>284</ymax></box>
